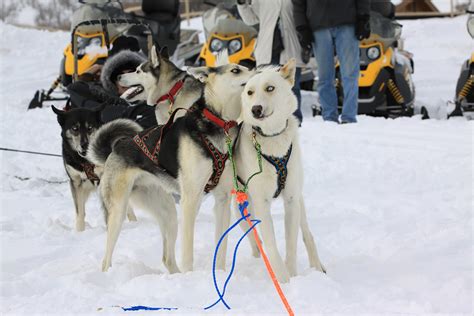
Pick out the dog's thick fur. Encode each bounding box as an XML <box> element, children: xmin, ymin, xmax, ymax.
<box><xmin>118</xmin><ymin>46</ymin><xmax>204</xmax><ymax>124</ymax></box>
<box><xmin>236</xmin><ymin>59</ymin><xmax>325</xmax><ymax>283</ymax></box>
<box><xmin>52</xmin><ymin>106</ymin><xmax>138</xmax><ymax>232</ymax></box>
<box><xmin>88</xmin><ymin>62</ymin><xmax>254</xmax><ymax>273</ymax></box>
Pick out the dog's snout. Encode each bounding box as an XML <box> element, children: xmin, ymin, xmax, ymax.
<box><xmin>252</xmin><ymin>105</ymin><xmax>263</xmax><ymax>118</ymax></box>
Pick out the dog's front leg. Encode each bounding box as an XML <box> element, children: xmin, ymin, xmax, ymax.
<box><xmin>250</xmin><ymin>197</ymin><xmax>290</xmax><ymax>283</ymax></box>
<box><xmin>69</xmin><ymin>180</ymin><xmax>92</xmax><ymax>232</ymax></box>
<box><xmin>180</xmin><ymin>187</ymin><xmax>204</xmax><ymax>272</ymax></box>
<box><xmin>283</xmin><ymin>194</ymin><xmax>301</xmax><ymax>277</ymax></box>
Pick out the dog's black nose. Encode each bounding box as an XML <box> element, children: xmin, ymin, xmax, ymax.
<box><xmin>252</xmin><ymin>105</ymin><xmax>263</xmax><ymax>118</ymax></box>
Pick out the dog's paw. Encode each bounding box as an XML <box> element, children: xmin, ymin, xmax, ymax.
<box><xmin>102</xmin><ymin>259</ymin><xmax>111</xmax><ymax>272</ymax></box>
<box><xmin>75</xmin><ymin>220</ymin><xmax>85</xmax><ymax>232</ymax></box>
<box><xmin>311</xmin><ymin>261</ymin><xmax>327</xmax><ymax>274</ymax></box>
<box><xmin>127</xmin><ymin>212</ymin><xmax>137</xmax><ymax>222</ymax></box>
<box><xmin>277</xmin><ymin>269</ymin><xmax>291</xmax><ymax>284</ymax></box>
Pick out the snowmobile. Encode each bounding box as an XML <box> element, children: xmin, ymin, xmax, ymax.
<box><xmin>28</xmin><ymin>0</ymin><xmax>185</xmax><ymax>110</ymax></box>
<box><xmin>335</xmin><ymin>9</ymin><xmax>416</xmax><ymax>118</ymax></box>
<box><xmin>449</xmin><ymin>5</ymin><xmax>474</xmax><ymax>119</ymax></box>
<box><xmin>198</xmin><ymin>0</ymin><xmax>257</xmax><ymax>68</ymax></box>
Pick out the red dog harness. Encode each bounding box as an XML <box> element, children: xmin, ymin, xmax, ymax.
<box><xmin>155</xmin><ymin>79</ymin><xmax>185</xmax><ymax>105</ymax></box>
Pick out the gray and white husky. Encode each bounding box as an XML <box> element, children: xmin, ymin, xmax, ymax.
<box><xmin>88</xmin><ymin>62</ymin><xmax>254</xmax><ymax>273</ymax></box>
<box><xmin>236</xmin><ymin>59</ymin><xmax>326</xmax><ymax>283</ymax></box>
<box><xmin>118</xmin><ymin>46</ymin><xmax>204</xmax><ymax>124</ymax></box>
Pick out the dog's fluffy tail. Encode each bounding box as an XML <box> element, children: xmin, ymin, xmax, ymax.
<box><xmin>88</xmin><ymin>119</ymin><xmax>142</xmax><ymax>166</ymax></box>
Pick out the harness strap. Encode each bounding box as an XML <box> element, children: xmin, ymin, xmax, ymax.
<box><xmin>261</xmin><ymin>144</ymin><xmax>293</xmax><ymax>198</ymax></box>
<box><xmin>81</xmin><ymin>162</ymin><xmax>100</xmax><ymax>185</ymax></box>
<box><xmin>133</xmin><ymin>107</ymin><xmax>187</xmax><ymax>164</ymax></box>
<box><xmin>155</xmin><ymin>79</ymin><xmax>185</xmax><ymax>105</ymax></box>
<box><xmin>202</xmin><ymin>108</ymin><xmax>237</xmax><ymax>134</ymax></box>
<box><xmin>200</xmin><ymin>134</ymin><xmax>229</xmax><ymax>193</ymax></box>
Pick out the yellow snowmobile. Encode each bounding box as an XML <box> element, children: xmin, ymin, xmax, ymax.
<box><xmin>449</xmin><ymin>6</ymin><xmax>474</xmax><ymax>118</ymax></box>
<box><xmin>198</xmin><ymin>0</ymin><xmax>257</xmax><ymax>68</ymax></box>
<box><xmin>335</xmin><ymin>10</ymin><xmax>416</xmax><ymax>118</ymax></box>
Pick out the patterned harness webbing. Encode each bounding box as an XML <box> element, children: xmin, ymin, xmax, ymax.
<box><xmin>199</xmin><ymin>134</ymin><xmax>229</xmax><ymax>193</ymax></box>
<box><xmin>81</xmin><ymin>163</ymin><xmax>100</xmax><ymax>185</ymax></box>
<box><xmin>132</xmin><ymin>107</ymin><xmax>230</xmax><ymax>193</ymax></box>
<box><xmin>132</xmin><ymin>108</ymin><xmax>184</xmax><ymax>165</ymax></box>
<box><xmin>261</xmin><ymin>145</ymin><xmax>293</xmax><ymax>198</ymax></box>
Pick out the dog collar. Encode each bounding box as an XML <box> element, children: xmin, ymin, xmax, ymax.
<box><xmin>155</xmin><ymin>79</ymin><xmax>185</xmax><ymax>105</ymax></box>
<box><xmin>252</xmin><ymin>120</ymin><xmax>289</xmax><ymax>137</ymax></box>
<box><xmin>202</xmin><ymin>108</ymin><xmax>237</xmax><ymax>134</ymax></box>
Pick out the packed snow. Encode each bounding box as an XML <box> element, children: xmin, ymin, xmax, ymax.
<box><xmin>1</xmin><ymin>14</ymin><xmax>473</xmax><ymax>315</ymax></box>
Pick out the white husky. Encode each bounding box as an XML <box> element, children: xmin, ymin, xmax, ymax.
<box><xmin>235</xmin><ymin>59</ymin><xmax>326</xmax><ymax>283</ymax></box>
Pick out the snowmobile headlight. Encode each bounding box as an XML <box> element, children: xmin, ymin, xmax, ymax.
<box><xmin>367</xmin><ymin>46</ymin><xmax>381</xmax><ymax>61</ymax></box>
<box><xmin>77</xmin><ymin>35</ymin><xmax>103</xmax><ymax>57</ymax></box>
<box><xmin>467</xmin><ymin>15</ymin><xmax>474</xmax><ymax>39</ymax></box>
<box><xmin>228</xmin><ymin>39</ymin><xmax>242</xmax><ymax>54</ymax></box>
<box><xmin>210</xmin><ymin>38</ymin><xmax>225</xmax><ymax>52</ymax></box>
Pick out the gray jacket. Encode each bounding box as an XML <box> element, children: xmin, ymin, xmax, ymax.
<box><xmin>292</xmin><ymin>0</ymin><xmax>371</xmax><ymax>31</ymax></box>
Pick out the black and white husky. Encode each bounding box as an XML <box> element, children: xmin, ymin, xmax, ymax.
<box><xmin>52</xmin><ymin>106</ymin><xmax>138</xmax><ymax>232</ymax></box>
<box><xmin>88</xmin><ymin>62</ymin><xmax>254</xmax><ymax>273</ymax></box>
<box><xmin>236</xmin><ymin>59</ymin><xmax>326</xmax><ymax>283</ymax></box>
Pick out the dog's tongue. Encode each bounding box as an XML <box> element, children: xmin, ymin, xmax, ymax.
<box><xmin>121</xmin><ymin>85</ymin><xmax>143</xmax><ymax>100</ymax></box>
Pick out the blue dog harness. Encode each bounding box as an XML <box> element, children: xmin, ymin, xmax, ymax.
<box><xmin>261</xmin><ymin>145</ymin><xmax>293</xmax><ymax>198</ymax></box>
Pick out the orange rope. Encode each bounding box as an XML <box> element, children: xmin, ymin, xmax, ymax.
<box><xmin>234</xmin><ymin>191</ymin><xmax>294</xmax><ymax>316</ymax></box>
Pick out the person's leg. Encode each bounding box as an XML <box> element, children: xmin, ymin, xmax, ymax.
<box><xmin>313</xmin><ymin>28</ymin><xmax>338</xmax><ymax>122</ymax></box>
<box><xmin>334</xmin><ymin>25</ymin><xmax>360</xmax><ymax>123</ymax></box>
<box><xmin>292</xmin><ymin>67</ymin><xmax>303</xmax><ymax>124</ymax></box>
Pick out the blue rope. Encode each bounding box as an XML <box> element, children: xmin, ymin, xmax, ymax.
<box><xmin>121</xmin><ymin>306</ymin><xmax>178</xmax><ymax>311</ymax></box>
<box><xmin>204</xmin><ymin>201</ymin><xmax>260</xmax><ymax>310</ymax></box>
<box><xmin>121</xmin><ymin>201</ymin><xmax>259</xmax><ymax>312</ymax></box>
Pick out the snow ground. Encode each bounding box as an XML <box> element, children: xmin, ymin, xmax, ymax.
<box><xmin>1</xmin><ymin>15</ymin><xmax>473</xmax><ymax>315</ymax></box>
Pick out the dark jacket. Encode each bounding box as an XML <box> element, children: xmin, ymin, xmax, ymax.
<box><xmin>292</xmin><ymin>0</ymin><xmax>371</xmax><ymax>31</ymax></box>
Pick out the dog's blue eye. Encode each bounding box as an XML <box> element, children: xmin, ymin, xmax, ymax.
<box><xmin>231</xmin><ymin>68</ymin><xmax>241</xmax><ymax>74</ymax></box>
<box><xmin>266</xmin><ymin>86</ymin><xmax>275</xmax><ymax>92</ymax></box>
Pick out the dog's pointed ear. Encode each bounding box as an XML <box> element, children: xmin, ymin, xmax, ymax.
<box><xmin>279</xmin><ymin>58</ymin><xmax>296</xmax><ymax>86</ymax></box>
<box><xmin>93</xmin><ymin>103</ymin><xmax>106</xmax><ymax>122</ymax></box>
<box><xmin>51</xmin><ymin>105</ymin><xmax>66</xmax><ymax>126</ymax></box>
<box><xmin>160</xmin><ymin>46</ymin><xmax>170</xmax><ymax>59</ymax></box>
<box><xmin>51</xmin><ymin>105</ymin><xmax>65</xmax><ymax>116</ymax></box>
<box><xmin>187</xmin><ymin>66</ymin><xmax>210</xmax><ymax>83</ymax></box>
<box><xmin>150</xmin><ymin>45</ymin><xmax>160</xmax><ymax>68</ymax></box>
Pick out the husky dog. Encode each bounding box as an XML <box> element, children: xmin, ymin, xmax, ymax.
<box><xmin>118</xmin><ymin>46</ymin><xmax>204</xmax><ymax>124</ymax></box>
<box><xmin>236</xmin><ymin>59</ymin><xmax>326</xmax><ymax>283</ymax></box>
<box><xmin>88</xmin><ymin>62</ymin><xmax>254</xmax><ymax>273</ymax></box>
<box><xmin>52</xmin><ymin>106</ymin><xmax>138</xmax><ymax>232</ymax></box>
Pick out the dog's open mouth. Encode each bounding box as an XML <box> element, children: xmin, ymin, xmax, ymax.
<box><xmin>122</xmin><ymin>85</ymin><xmax>144</xmax><ymax>100</ymax></box>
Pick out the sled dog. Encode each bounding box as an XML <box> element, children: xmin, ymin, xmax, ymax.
<box><xmin>235</xmin><ymin>59</ymin><xmax>326</xmax><ymax>283</ymax></box>
<box><xmin>88</xmin><ymin>62</ymin><xmax>254</xmax><ymax>273</ymax></box>
<box><xmin>118</xmin><ymin>46</ymin><xmax>206</xmax><ymax>124</ymax></box>
<box><xmin>52</xmin><ymin>106</ymin><xmax>137</xmax><ymax>232</ymax></box>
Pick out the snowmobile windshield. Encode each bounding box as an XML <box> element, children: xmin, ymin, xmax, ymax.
<box><xmin>71</xmin><ymin>1</ymin><xmax>126</xmax><ymax>31</ymax></box>
<box><xmin>468</xmin><ymin>14</ymin><xmax>474</xmax><ymax>38</ymax></box>
<box><xmin>369</xmin><ymin>12</ymin><xmax>402</xmax><ymax>41</ymax></box>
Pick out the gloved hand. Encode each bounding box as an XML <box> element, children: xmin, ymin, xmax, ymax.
<box><xmin>296</xmin><ymin>25</ymin><xmax>313</xmax><ymax>48</ymax></box>
<box><xmin>355</xmin><ymin>14</ymin><xmax>371</xmax><ymax>40</ymax></box>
